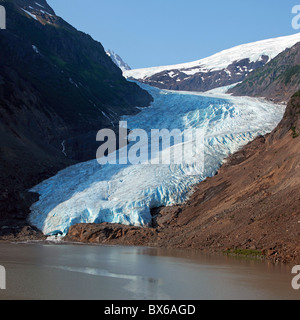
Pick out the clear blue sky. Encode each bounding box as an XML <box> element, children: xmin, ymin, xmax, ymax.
<box><xmin>48</xmin><ymin>0</ymin><xmax>300</xmax><ymax>69</ymax></box>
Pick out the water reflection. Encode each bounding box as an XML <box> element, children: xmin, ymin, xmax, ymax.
<box><xmin>0</xmin><ymin>243</ymin><xmax>298</xmax><ymax>300</ymax></box>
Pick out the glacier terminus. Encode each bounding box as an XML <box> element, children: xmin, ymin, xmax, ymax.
<box><xmin>28</xmin><ymin>84</ymin><xmax>285</xmax><ymax>236</ymax></box>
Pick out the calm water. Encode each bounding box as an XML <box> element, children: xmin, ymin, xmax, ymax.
<box><xmin>0</xmin><ymin>243</ymin><xmax>298</xmax><ymax>300</ymax></box>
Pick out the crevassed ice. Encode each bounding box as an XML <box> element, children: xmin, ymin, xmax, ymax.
<box><xmin>29</xmin><ymin>84</ymin><xmax>285</xmax><ymax>236</ymax></box>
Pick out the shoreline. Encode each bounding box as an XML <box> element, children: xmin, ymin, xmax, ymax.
<box><xmin>0</xmin><ymin>236</ymin><xmax>276</xmax><ymax>266</ymax></box>
<box><xmin>0</xmin><ymin>212</ymin><xmax>295</xmax><ymax>266</ymax></box>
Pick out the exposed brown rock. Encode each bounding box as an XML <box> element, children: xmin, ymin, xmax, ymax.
<box><xmin>0</xmin><ymin>223</ymin><xmax>46</xmax><ymax>242</ymax></box>
<box><xmin>66</xmin><ymin>223</ymin><xmax>158</xmax><ymax>246</ymax></box>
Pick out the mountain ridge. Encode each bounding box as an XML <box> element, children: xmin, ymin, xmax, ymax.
<box><xmin>106</xmin><ymin>49</ymin><xmax>131</xmax><ymax>72</ymax></box>
<box><xmin>124</xmin><ymin>33</ymin><xmax>300</xmax><ymax>92</ymax></box>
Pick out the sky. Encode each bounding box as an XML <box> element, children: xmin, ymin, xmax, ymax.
<box><xmin>48</xmin><ymin>0</ymin><xmax>300</xmax><ymax>69</ymax></box>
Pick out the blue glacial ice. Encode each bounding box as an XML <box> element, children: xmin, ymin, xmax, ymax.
<box><xmin>29</xmin><ymin>84</ymin><xmax>285</xmax><ymax>236</ymax></box>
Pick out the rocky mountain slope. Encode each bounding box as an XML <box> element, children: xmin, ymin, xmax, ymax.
<box><xmin>66</xmin><ymin>92</ymin><xmax>300</xmax><ymax>264</ymax></box>
<box><xmin>0</xmin><ymin>0</ymin><xmax>152</xmax><ymax>234</ymax></box>
<box><xmin>124</xmin><ymin>33</ymin><xmax>300</xmax><ymax>92</ymax></box>
<box><xmin>106</xmin><ymin>49</ymin><xmax>131</xmax><ymax>72</ymax></box>
<box><xmin>228</xmin><ymin>42</ymin><xmax>300</xmax><ymax>103</ymax></box>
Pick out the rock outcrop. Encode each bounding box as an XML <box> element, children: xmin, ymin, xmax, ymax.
<box><xmin>135</xmin><ymin>57</ymin><xmax>268</xmax><ymax>92</ymax></box>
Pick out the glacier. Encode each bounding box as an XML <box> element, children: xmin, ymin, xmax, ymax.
<box><xmin>29</xmin><ymin>84</ymin><xmax>285</xmax><ymax>236</ymax></box>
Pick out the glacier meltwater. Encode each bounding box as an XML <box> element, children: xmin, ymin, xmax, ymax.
<box><xmin>29</xmin><ymin>84</ymin><xmax>285</xmax><ymax>236</ymax></box>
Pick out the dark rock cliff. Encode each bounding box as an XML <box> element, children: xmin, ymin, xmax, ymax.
<box><xmin>0</xmin><ymin>0</ymin><xmax>152</xmax><ymax>228</ymax></box>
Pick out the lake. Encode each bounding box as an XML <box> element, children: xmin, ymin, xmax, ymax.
<box><xmin>0</xmin><ymin>243</ymin><xmax>298</xmax><ymax>300</ymax></box>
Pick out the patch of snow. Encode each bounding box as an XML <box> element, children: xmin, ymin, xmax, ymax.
<box><xmin>224</xmin><ymin>69</ymin><xmax>231</xmax><ymax>76</ymax></box>
<box><xmin>61</xmin><ymin>140</ymin><xmax>67</xmax><ymax>157</ymax></box>
<box><xmin>39</xmin><ymin>9</ymin><xmax>53</xmax><ymax>16</ymax></box>
<box><xmin>69</xmin><ymin>78</ymin><xmax>79</xmax><ymax>88</ymax></box>
<box><xmin>21</xmin><ymin>8</ymin><xmax>38</xmax><ymax>20</ymax></box>
<box><xmin>101</xmin><ymin>111</ymin><xmax>111</xmax><ymax>121</ymax></box>
<box><xmin>168</xmin><ymin>71</ymin><xmax>177</xmax><ymax>78</ymax></box>
<box><xmin>32</xmin><ymin>45</ymin><xmax>39</xmax><ymax>54</ymax></box>
<box><xmin>35</xmin><ymin>2</ymin><xmax>45</xmax><ymax>8</ymax></box>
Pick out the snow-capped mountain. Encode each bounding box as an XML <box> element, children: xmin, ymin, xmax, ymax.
<box><xmin>106</xmin><ymin>49</ymin><xmax>131</xmax><ymax>72</ymax></box>
<box><xmin>124</xmin><ymin>33</ymin><xmax>300</xmax><ymax>92</ymax></box>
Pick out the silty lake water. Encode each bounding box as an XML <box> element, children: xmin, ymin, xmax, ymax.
<box><xmin>0</xmin><ymin>243</ymin><xmax>298</xmax><ymax>300</ymax></box>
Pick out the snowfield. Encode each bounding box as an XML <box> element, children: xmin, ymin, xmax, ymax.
<box><xmin>124</xmin><ymin>33</ymin><xmax>300</xmax><ymax>80</ymax></box>
<box><xmin>28</xmin><ymin>83</ymin><xmax>285</xmax><ymax>236</ymax></box>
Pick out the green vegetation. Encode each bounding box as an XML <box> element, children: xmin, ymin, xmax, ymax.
<box><xmin>224</xmin><ymin>249</ymin><xmax>264</xmax><ymax>258</ymax></box>
<box><xmin>291</xmin><ymin>126</ymin><xmax>299</xmax><ymax>139</ymax></box>
<box><xmin>283</xmin><ymin>65</ymin><xmax>300</xmax><ymax>85</ymax></box>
